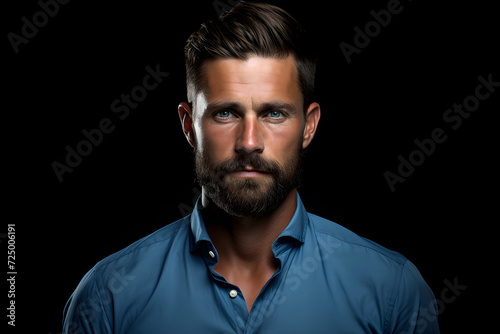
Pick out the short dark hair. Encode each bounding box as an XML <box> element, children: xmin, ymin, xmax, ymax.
<box><xmin>184</xmin><ymin>1</ymin><xmax>317</xmax><ymax>109</ymax></box>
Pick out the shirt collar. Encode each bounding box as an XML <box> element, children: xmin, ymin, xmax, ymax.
<box><xmin>189</xmin><ymin>192</ymin><xmax>308</xmax><ymax>253</ymax></box>
<box><xmin>189</xmin><ymin>197</ymin><xmax>212</xmax><ymax>253</ymax></box>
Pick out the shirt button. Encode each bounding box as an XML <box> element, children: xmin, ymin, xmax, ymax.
<box><xmin>208</xmin><ymin>250</ymin><xmax>215</xmax><ymax>258</ymax></box>
<box><xmin>229</xmin><ymin>289</ymin><xmax>238</xmax><ymax>298</ymax></box>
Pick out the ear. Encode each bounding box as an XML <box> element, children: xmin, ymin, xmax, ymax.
<box><xmin>178</xmin><ymin>102</ymin><xmax>195</xmax><ymax>148</ymax></box>
<box><xmin>302</xmin><ymin>102</ymin><xmax>321</xmax><ymax>149</ymax></box>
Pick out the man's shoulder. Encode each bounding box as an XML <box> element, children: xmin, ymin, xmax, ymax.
<box><xmin>306</xmin><ymin>212</ymin><xmax>407</xmax><ymax>266</ymax></box>
<box><xmin>305</xmin><ymin>212</ymin><xmax>428</xmax><ymax>305</ymax></box>
<box><xmin>93</xmin><ymin>216</ymin><xmax>191</xmax><ymax>275</ymax></box>
<box><xmin>304</xmin><ymin>213</ymin><xmax>439</xmax><ymax>333</ymax></box>
<box><xmin>63</xmin><ymin>216</ymin><xmax>193</xmax><ymax>332</ymax></box>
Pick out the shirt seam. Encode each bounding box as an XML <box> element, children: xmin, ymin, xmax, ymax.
<box><xmin>383</xmin><ymin>258</ymin><xmax>408</xmax><ymax>333</ymax></box>
<box><xmin>95</xmin><ymin>274</ymin><xmax>113</xmax><ymax>332</ymax></box>
<box><xmin>313</xmin><ymin>227</ymin><xmax>407</xmax><ymax>266</ymax></box>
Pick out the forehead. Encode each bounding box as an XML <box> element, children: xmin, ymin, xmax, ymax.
<box><xmin>196</xmin><ymin>56</ymin><xmax>301</xmax><ymax>108</ymax></box>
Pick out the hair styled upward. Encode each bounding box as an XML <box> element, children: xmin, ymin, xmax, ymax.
<box><xmin>184</xmin><ymin>1</ymin><xmax>317</xmax><ymax>110</ymax></box>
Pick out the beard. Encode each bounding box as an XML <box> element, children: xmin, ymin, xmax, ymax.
<box><xmin>195</xmin><ymin>141</ymin><xmax>304</xmax><ymax>218</ymax></box>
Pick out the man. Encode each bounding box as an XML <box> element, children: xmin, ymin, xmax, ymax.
<box><xmin>63</xmin><ymin>2</ymin><xmax>439</xmax><ymax>333</ymax></box>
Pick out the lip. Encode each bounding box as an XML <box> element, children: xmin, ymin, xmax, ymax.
<box><xmin>228</xmin><ymin>169</ymin><xmax>269</xmax><ymax>178</ymax></box>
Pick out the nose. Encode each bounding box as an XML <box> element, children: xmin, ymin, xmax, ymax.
<box><xmin>235</xmin><ymin>115</ymin><xmax>264</xmax><ymax>155</ymax></box>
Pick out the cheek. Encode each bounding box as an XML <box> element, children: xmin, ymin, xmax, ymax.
<box><xmin>264</xmin><ymin>122</ymin><xmax>304</xmax><ymax>162</ymax></box>
<box><xmin>197</xmin><ymin>120</ymin><xmax>236</xmax><ymax>160</ymax></box>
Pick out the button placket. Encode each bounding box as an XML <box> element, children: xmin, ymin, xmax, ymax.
<box><xmin>225</xmin><ymin>286</ymin><xmax>247</xmax><ymax>333</ymax></box>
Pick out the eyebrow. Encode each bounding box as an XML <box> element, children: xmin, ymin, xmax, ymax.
<box><xmin>205</xmin><ymin>100</ymin><xmax>298</xmax><ymax>114</ymax></box>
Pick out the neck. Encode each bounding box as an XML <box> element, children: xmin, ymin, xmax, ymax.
<box><xmin>201</xmin><ymin>190</ymin><xmax>297</xmax><ymax>270</ymax></box>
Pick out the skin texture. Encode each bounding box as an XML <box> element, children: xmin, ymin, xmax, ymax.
<box><xmin>178</xmin><ymin>56</ymin><xmax>320</xmax><ymax>312</ymax></box>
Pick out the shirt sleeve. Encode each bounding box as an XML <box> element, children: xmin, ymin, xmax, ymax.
<box><xmin>62</xmin><ymin>267</ymin><xmax>113</xmax><ymax>334</ymax></box>
<box><xmin>388</xmin><ymin>260</ymin><xmax>440</xmax><ymax>334</ymax></box>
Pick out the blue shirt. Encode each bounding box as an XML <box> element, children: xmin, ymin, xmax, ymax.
<box><xmin>63</xmin><ymin>193</ymin><xmax>439</xmax><ymax>333</ymax></box>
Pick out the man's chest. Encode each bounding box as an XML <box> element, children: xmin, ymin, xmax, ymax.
<box><xmin>124</xmin><ymin>262</ymin><xmax>389</xmax><ymax>334</ymax></box>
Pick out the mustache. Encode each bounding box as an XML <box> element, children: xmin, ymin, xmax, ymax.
<box><xmin>212</xmin><ymin>154</ymin><xmax>282</xmax><ymax>176</ymax></box>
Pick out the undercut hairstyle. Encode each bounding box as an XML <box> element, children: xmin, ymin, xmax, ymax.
<box><xmin>184</xmin><ymin>1</ymin><xmax>317</xmax><ymax>110</ymax></box>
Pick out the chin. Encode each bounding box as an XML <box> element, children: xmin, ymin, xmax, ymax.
<box><xmin>212</xmin><ymin>178</ymin><xmax>288</xmax><ymax>217</ymax></box>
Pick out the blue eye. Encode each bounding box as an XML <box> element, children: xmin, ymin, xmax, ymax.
<box><xmin>216</xmin><ymin>110</ymin><xmax>234</xmax><ymax>118</ymax></box>
<box><xmin>267</xmin><ymin>111</ymin><xmax>283</xmax><ymax>118</ymax></box>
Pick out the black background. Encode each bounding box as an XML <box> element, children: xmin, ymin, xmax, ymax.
<box><xmin>4</xmin><ymin>0</ymin><xmax>498</xmax><ymax>332</ymax></box>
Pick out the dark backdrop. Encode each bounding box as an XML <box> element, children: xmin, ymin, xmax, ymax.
<box><xmin>5</xmin><ymin>0</ymin><xmax>498</xmax><ymax>332</ymax></box>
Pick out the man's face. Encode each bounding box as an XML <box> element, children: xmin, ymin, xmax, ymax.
<box><xmin>184</xmin><ymin>56</ymin><xmax>319</xmax><ymax>217</ymax></box>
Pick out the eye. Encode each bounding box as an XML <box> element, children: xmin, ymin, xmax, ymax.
<box><xmin>267</xmin><ymin>111</ymin><xmax>283</xmax><ymax>118</ymax></box>
<box><xmin>215</xmin><ymin>110</ymin><xmax>235</xmax><ymax>118</ymax></box>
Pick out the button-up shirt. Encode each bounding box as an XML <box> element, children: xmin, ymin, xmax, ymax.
<box><xmin>63</xmin><ymin>193</ymin><xmax>439</xmax><ymax>333</ymax></box>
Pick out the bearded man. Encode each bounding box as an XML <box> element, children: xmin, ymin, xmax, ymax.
<box><xmin>63</xmin><ymin>2</ymin><xmax>439</xmax><ymax>333</ymax></box>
